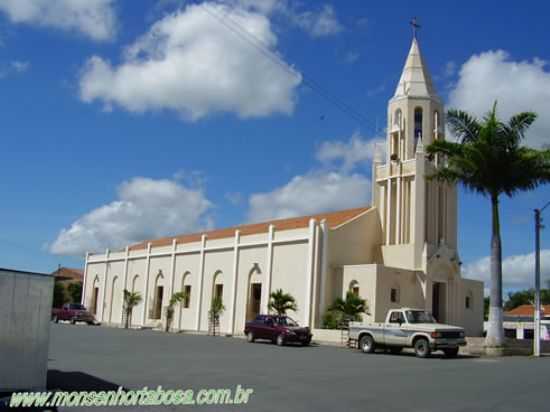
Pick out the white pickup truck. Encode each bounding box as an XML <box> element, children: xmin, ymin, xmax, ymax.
<box><xmin>348</xmin><ymin>308</ymin><xmax>466</xmax><ymax>358</ymax></box>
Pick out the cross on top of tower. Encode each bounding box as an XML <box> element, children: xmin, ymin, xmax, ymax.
<box><xmin>410</xmin><ymin>17</ymin><xmax>421</xmax><ymax>39</ymax></box>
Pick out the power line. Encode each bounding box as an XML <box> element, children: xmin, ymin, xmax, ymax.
<box><xmin>200</xmin><ymin>4</ymin><xmax>377</xmax><ymax>132</ymax></box>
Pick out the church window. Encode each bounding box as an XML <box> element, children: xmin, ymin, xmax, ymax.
<box><xmin>183</xmin><ymin>285</ymin><xmax>192</xmax><ymax>308</ymax></box>
<box><xmin>414</xmin><ymin>107</ymin><xmax>423</xmax><ymax>142</ymax></box>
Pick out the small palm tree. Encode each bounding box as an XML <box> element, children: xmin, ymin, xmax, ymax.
<box><xmin>208</xmin><ymin>296</ymin><xmax>225</xmax><ymax>336</ymax></box>
<box><xmin>268</xmin><ymin>289</ymin><xmax>297</xmax><ymax>315</ymax></box>
<box><xmin>329</xmin><ymin>291</ymin><xmax>369</xmax><ymax>326</ymax></box>
<box><xmin>123</xmin><ymin>290</ymin><xmax>142</xmax><ymax>329</ymax></box>
<box><xmin>427</xmin><ymin>103</ymin><xmax>550</xmax><ymax>347</ymax></box>
<box><xmin>165</xmin><ymin>291</ymin><xmax>188</xmax><ymax>332</ymax></box>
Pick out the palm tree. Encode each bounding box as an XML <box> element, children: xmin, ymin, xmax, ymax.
<box><xmin>122</xmin><ymin>290</ymin><xmax>142</xmax><ymax>329</ymax></box>
<box><xmin>329</xmin><ymin>291</ymin><xmax>369</xmax><ymax>326</ymax></box>
<box><xmin>268</xmin><ymin>289</ymin><xmax>297</xmax><ymax>315</ymax></box>
<box><xmin>427</xmin><ymin>103</ymin><xmax>550</xmax><ymax>347</ymax></box>
<box><xmin>165</xmin><ymin>291</ymin><xmax>188</xmax><ymax>332</ymax></box>
<box><xmin>208</xmin><ymin>296</ymin><xmax>225</xmax><ymax>336</ymax></box>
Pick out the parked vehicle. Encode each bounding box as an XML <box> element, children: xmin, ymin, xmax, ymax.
<box><xmin>348</xmin><ymin>308</ymin><xmax>466</xmax><ymax>358</ymax></box>
<box><xmin>244</xmin><ymin>315</ymin><xmax>312</xmax><ymax>346</ymax></box>
<box><xmin>51</xmin><ymin>303</ymin><xmax>98</xmax><ymax>325</ymax></box>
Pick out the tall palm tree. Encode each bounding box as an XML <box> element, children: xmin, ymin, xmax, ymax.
<box><xmin>268</xmin><ymin>289</ymin><xmax>297</xmax><ymax>315</ymax></box>
<box><xmin>122</xmin><ymin>290</ymin><xmax>142</xmax><ymax>329</ymax></box>
<box><xmin>165</xmin><ymin>291</ymin><xmax>188</xmax><ymax>332</ymax></box>
<box><xmin>427</xmin><ymin>103</ymin><xmax>550</xmax><ymax>347</ymax></box>
<box><xmin>329</xmin><ymin>291</ymin><xmax>369</xmax><ymax>325</ymax></box>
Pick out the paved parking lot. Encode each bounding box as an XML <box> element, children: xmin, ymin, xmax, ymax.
<box><xmin>46</xmin><ymin>323</ymin><xmax>549</xmax><ymax>412</ymax></box>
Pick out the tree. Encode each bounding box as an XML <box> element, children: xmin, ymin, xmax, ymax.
<box><xmin>165</xmin><ymin>291</ymin><xmax>188</xmax><ymax>332</ymax></box>
<box><xmin>122</xmin><ymin>290</ymin><xmax>142</xmax><ymax>329</ymax></box>
<box><xmin>208</xmin><ymin>296</ymin><xmax>225</xmax><ymax>336</ymax></box>
<box><xmin>328</xmin><ymin>291</ymin><xmax>369</xmax><ymax>326</ymax></box>
<box><xmin>67</xmin><ymin>282</ymin><xmax>82</xmax><ymax>304</ymax></box>
<box><xmin>504</xmin><ymin>289</ymin><xmax>550</xmax><ymax>311</ymax></box>
<box><xmin>268</xmin><ymin>289</ymin><xmax>297</xmax><ymax>315</ymax></box>
<box><xmin>53</xmin><ymin>281</ymin><xmax>68</xmax><ymax>308</ymax></box>
<box><xmin>426</xmin><ymin>103</ymin><xmax>550</xmax><ymax>347</ymax></box>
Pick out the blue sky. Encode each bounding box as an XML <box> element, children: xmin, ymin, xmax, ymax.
<box><xmin>0</xmin><ymin>0</ymin><xmax>549</xmax><ymax>292</ymax></box>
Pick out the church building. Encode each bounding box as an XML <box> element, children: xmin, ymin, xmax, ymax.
<box><xmin>82</xmin><ymin>37</ymin><xmax>484</xmax><ymax>337</ymax></box>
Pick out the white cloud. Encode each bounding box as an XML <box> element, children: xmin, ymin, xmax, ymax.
<box><xmin>224</xmin><ymin>1</ymin><xmax>343</xmax><ymax>37</ymax></box>
<box><xmin>247</xmin><ymin>131</ymin><xmax>382</xmax><ymax>221</ymax></box>
<box><xmin>316</xmin><ymin>132</ymin><xmax>385</xmax><ymax>172</ymax></box>
<box><xmin>79</xmin><ymin>2</ymin><xmax>302</xmax><ymax>120</ymax></box>
<box><xmin>290</xmin><ymin>4</ymin><xmax>342</xmax><ymax>38</ymax></box>
<box><xmin>0</xmin><ymin>0</ymin><xmax>117</xmax><ymax>41</ymax></box>
<box><xmin>50</xmin><ymin>177</ymin><xmax>212</xmax><ymax>256</ymax></box>
<box><xmin>344</xmin><ymin>51</ymin><xmax>360</xmax><ymax>64</ymax></box>
<box><xmin>449</xmin><ymin>50</ymin><xmax>550</xmax><ymax>147</ymax></box>
<box><xmin>0</xmin><ymin>60</ymin><xmax>30</xmax><ymax>78</ymax></box>
<box><xmin>247</xmin><ymin>172</ymin><xmax>370</xmax><ymax>222</ymax></box>
<box><xmin>11</xmin><ymin>60</ymin><xmax>29</xmax><ymax>73</ymax></box>
<box><xmin>462</xmin><ymin>249</ymin><xmax>550</xmax><ymax>291</ymax></box>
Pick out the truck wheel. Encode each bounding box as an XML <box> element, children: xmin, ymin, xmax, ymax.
<box><xmin>276</xmin><ymin>334</ymin><xmax>285</xmax><ymax>346</ymax></box>
<box><xmin>414</xmin><ymin>338</ymin><xmax>431</xmax><ymax>358</ymax></box>
<box><xmin>246</xmin><ymin>331</ymin><xmax>255</xmax><ymax>343</ymax></box>
<box><xmin>359</xmin><ymin>335</ymin><xmax>376</xmax><ymax>353</ymax></box>
<box><xmin>443</xmin><ymin>347</ymin><xmax>459</xmax><ymax>358</ymax></box>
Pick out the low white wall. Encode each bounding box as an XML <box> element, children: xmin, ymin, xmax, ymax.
<box><xmin>0</xmin><ymin>269</ymin><xmax>53</xmax><ymax>391</ymax></box>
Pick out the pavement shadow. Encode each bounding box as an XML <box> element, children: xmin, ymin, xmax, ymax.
<box><xmin>47</xmin><ymin>370</ymin><xmax>125</xmax><ymax>391</ymax></box>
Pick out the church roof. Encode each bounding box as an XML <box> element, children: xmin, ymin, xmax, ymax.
<box><xmin>393</xmin><ymin>37</ymin><xmax>438</xmax><ymax>100</ymax></box>
<box><xmin>129</xmin><ymin>206</ymin><xmax>370</xmax><ymax>251</ymax></box>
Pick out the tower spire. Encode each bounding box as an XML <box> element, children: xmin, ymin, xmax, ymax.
<box><xmin>392</xmin><ymin>25</ymin><xmax>438</xmax><ymax>101</ymax></box>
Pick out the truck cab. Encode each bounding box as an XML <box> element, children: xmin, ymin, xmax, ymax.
<box><xmin>349</xmin><ymin>308</ymin><xmax>466</xmax><ymax>358</ymax></box>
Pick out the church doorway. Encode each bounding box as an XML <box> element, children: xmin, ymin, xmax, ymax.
<box><xmin>432</xmin><ymin>282</ymin><xmax>446</xmax><ymax>323</ymax></box>
<box><xmin>247</xmin><ymin>283</ymin><xmax>262</xmax><ymax>321</ymax></box>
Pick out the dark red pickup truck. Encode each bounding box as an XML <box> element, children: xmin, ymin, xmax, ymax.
<box><xmin>51</xmin><ymin>303</ymin><xmax>98</xmax><ymax>325</ymax></box>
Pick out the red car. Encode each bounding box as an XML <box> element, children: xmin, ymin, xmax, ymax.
<box><xmin>244</xmin><ymin>315</ymin><xmax>312</xmax><ymax>346</ymax></box>
<box><xmin>51</xmin><ymin>303</ymin><xmax>98</xmax><ymax>325</ymax></box>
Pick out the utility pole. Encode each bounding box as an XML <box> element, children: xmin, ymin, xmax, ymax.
<box><xmin>534</xmin><ymin>200</ymin><xmax>550</xmax><ymax>357</ymax></box>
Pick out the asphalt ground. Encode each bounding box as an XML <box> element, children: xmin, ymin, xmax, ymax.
<box><xmin>31</xmin><ymin>323</ymin><xmax>550</xmax><ymax>411</ymax></box>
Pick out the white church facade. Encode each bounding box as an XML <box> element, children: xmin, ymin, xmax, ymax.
<box><xmin>82</xmin><ymin>37</ymin><xmax>484</xmax><ymax>337</ymax></box>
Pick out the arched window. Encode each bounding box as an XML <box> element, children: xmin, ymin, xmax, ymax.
<box><xmin>394</xmin><ymin>109</ymin><xmax>402</xmax><ymax>128</ymax></box>
<box><xmin>91</xmin><ymin>275</ymin><xmax>101</xmax><ymax>315</ymax></box>
<box><xmin>152</xmin><ymin>270</ymin><xmax>164</xmax><ymax>320</ymax></box>
<box><xmin>131</xmin><ymin>274</ymin><xmax>140</xmax><ymax>292</ymax></box>
<box><xmin>434</xmin><ymin>110</ymin><xmax>440</xmax><ymax>132</ymax></box>
<box><xmin>349</xmin><ymin>280</ymin><xmax>360</xmax><ymax>297</ymax></box>
<box><xmin>414</xmin><ymin>107</ymin><xmax>423</xmax><ymax>141</ymax></box>
<box><xmin>212</xmin><ymin>271</ymin><xmax>224</xmax><ymax>303</ymax></box>
<box><xmin>181</xmin><ymin>272</ymin><xmax>191</xmax><ymax>309</ymax></box>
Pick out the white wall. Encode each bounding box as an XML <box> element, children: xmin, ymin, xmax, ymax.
<box><xmin>461</xmin><ymin>278</ymin><xmax>484</xmax><ymax>336</ymax></box>
<box><xmin>270</xmin><ymin>241</ymin><xmax>309</xmax><ymax>325</ymax></box>
<box><xmin>0</xmin><ymin>269</ymin><xmax>53</xmax><ymax>391</ymax></box>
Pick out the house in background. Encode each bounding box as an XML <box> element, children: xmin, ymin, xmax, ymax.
<box><xmin>501</xmin><ymin>304</ymin><xmax>550</xmax><ymax>340</ymax></box>
<box><xmin>52</xmin><ymin>266</ymin><xmax>83</xmax><ymax>307</ymax></box>
<box><xmin>81</xmin><ymin>35</ymin><xmax>484</xmax><ymax>337</ymax></box>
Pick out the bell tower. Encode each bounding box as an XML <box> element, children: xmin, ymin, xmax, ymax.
<box><xmin>372</xmin><ymin>34</ymin><xmax>458</xmax><ymax>272</ymax></box>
